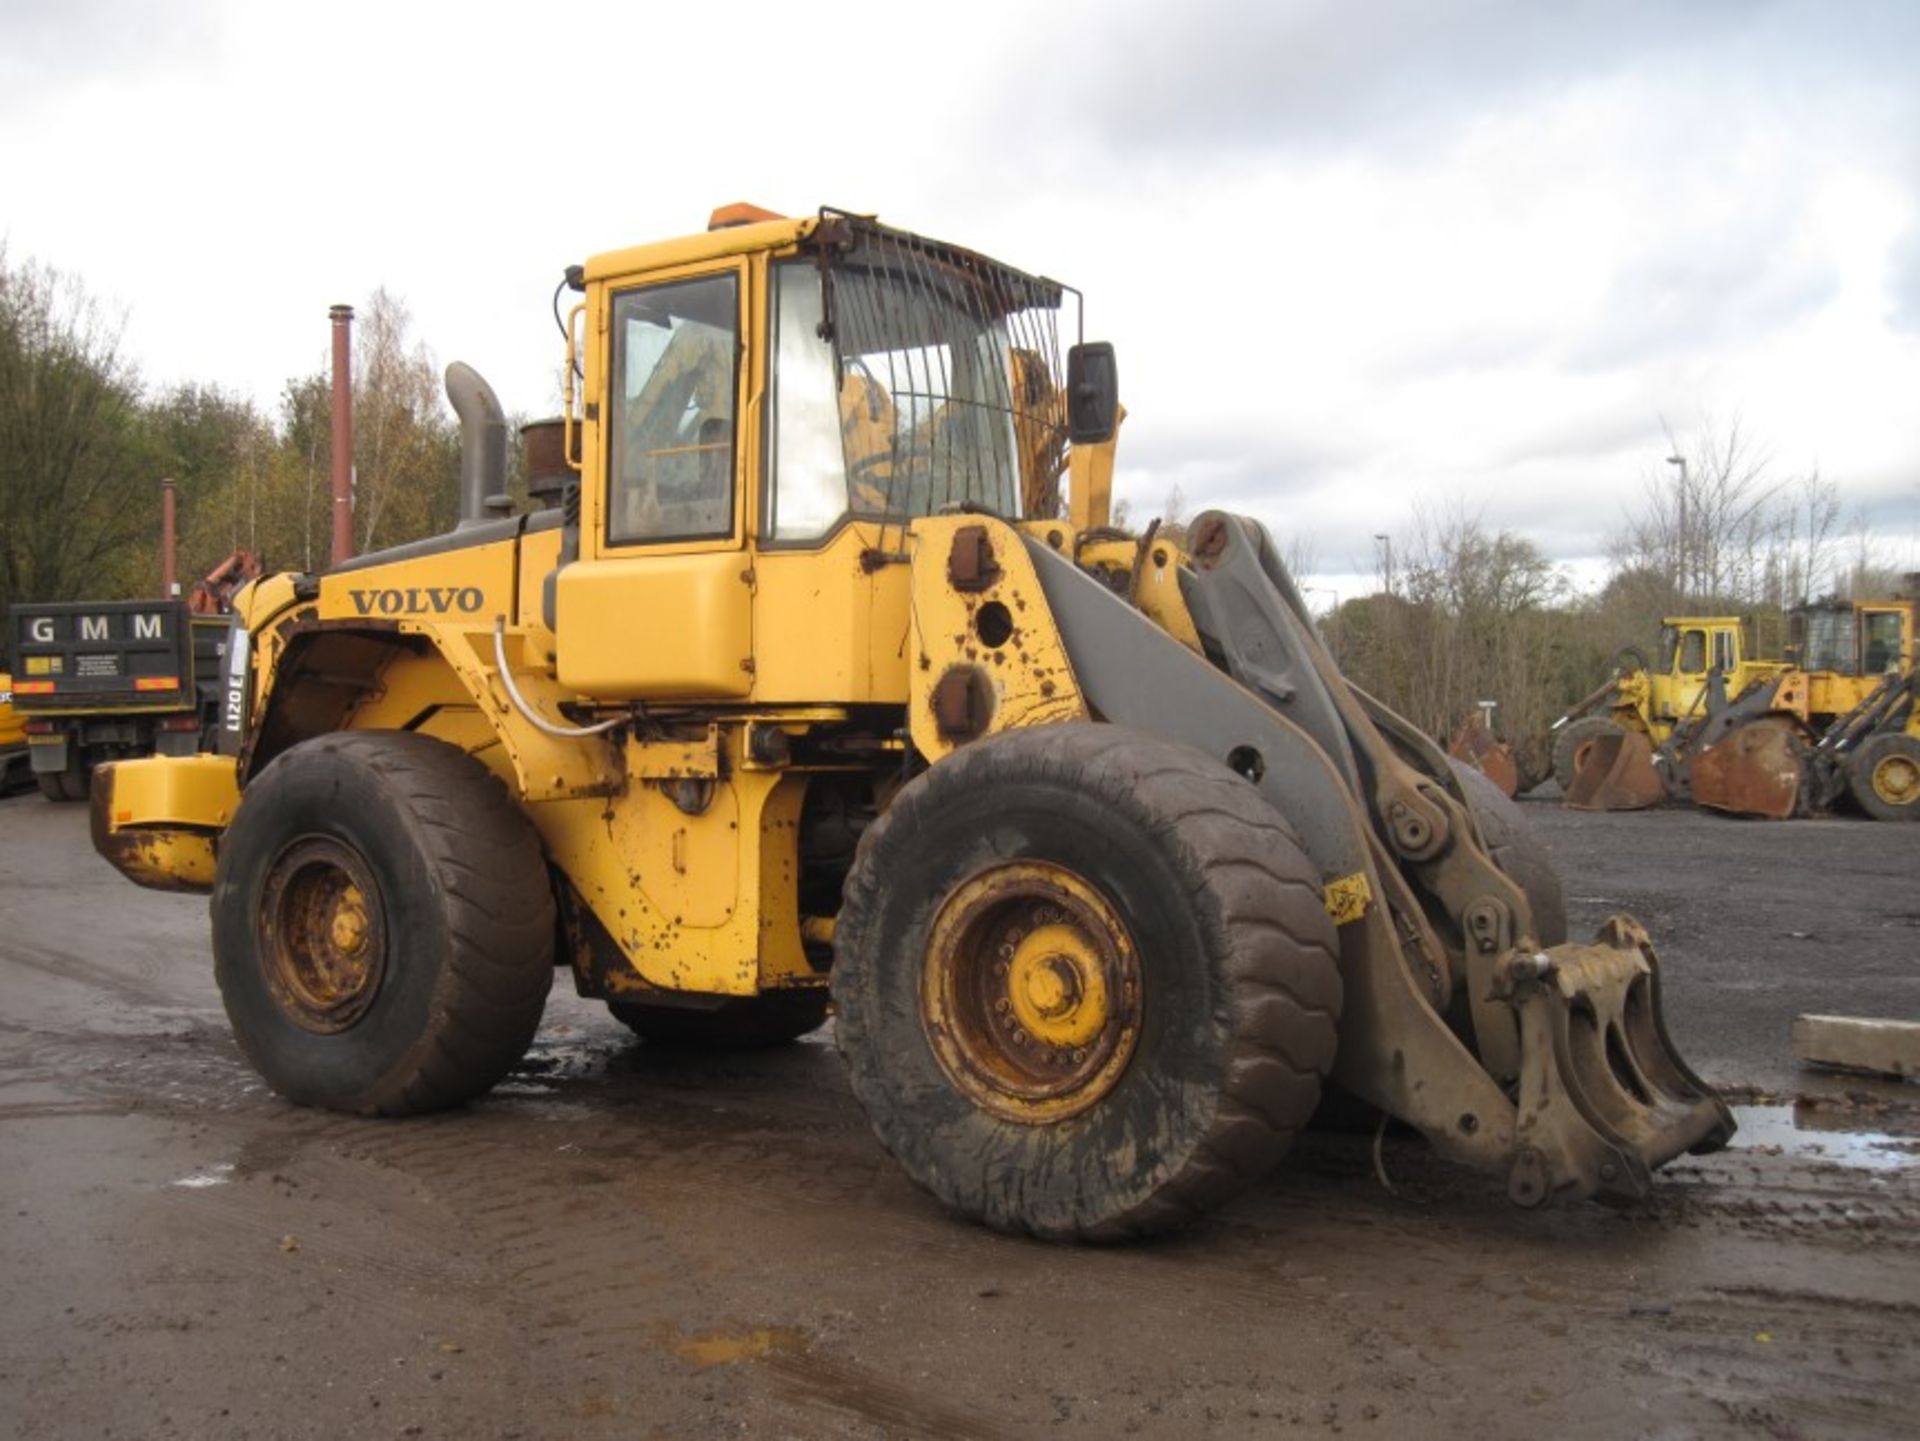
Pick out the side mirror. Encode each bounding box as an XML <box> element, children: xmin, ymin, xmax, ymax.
<box><xmin>1066</xmin><ymin>342</ymin><xmax>1119</xmax><ymax>444</ymax></box>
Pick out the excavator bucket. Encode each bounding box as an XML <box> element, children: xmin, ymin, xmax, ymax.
<box><xmin>1691</xmin><ymin>719</ymin><xmax>1807</xmax><ymax>819</ymax></box>
<box><xmin>1564</xmin><ymin>729</ymin><xmax>1666</xmax><ymax>811</ymax></box>
<box><xmin>1448</xmin><ymin>714</ymin><xmax>1520</xmax><ymax>797</ymax></box>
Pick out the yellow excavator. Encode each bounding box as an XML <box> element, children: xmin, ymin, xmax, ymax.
<box><xmin>86</xmin><ymin>205</ymin><xmax>1732</xmax><ymax>1238</ymax></box>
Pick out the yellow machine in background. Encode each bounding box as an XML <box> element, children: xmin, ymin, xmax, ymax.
<box><xmin>1688</xmin><ymin>594</ymin><xmax>1918</xmax><ymax>821</ymax></box>
<box><xmin>0</xmin><ymin>673</ymin><xmax>29</xmax><ymax>793</ymax></box>
<box><xmin>89</xmin><ymin>206</ymin><xmax>1731</xmax><ymax>1238</ymax></box>
<box><xmin>1550</xmin><ymin>616</ymin><xmax>1786</xmax><ymax>799</ymax></box>
<box><xmin>1553</xmin><ymin>600</ymin><xmax>1918</xmax><ymax>820</ymax></box>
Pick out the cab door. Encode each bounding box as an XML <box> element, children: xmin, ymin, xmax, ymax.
<box><xmin>1663</xmin><ymin>625</ymin><xmax>1710</xmax><ymax>721</ymax></box>
<box><xmin>555</xmin><ymin>264</ymin><xmax>756</xmax><ymax>700</ymax></box>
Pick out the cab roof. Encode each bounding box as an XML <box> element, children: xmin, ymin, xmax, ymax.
<box><xmin>581</xmin><ymin>211</ymin><xmax>820</xmax><ymax>285</ymax></box>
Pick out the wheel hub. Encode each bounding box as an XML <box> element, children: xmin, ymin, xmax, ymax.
<box><xmin>921</xmin><ymin>861</ymin><xmax>1141</xmax><ymax>1123</ymax></box>
<box><xmin>258</xmin><ymin>837</ymin><xmax>387</xmax><ymax>1034</ymax></box>
<box><xmin>1873</xmin><ymin>752</ymin><xmax>1919</xmax><ymax>807</ymax></box>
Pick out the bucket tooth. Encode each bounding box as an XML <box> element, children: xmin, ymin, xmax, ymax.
<box><xmin>1690</xmin><ymin>719</ymin><xmax>1807</xmax><ymax>819</ymax></box>
<box><xmin>1499</xmin><ymin>917</ymin><xmax>1734</xmax><ymax>1208</ymax></box>
<box><xmin>1564</xmin><ymin>730</ymin><xmax>1665</xmax><ymax>811</ymax></box>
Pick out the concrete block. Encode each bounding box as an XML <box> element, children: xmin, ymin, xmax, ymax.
<box><xmin>1792</xmin><ymin>1014</ymin><xmax>1920</xmax><ymax>1080</ymax></box>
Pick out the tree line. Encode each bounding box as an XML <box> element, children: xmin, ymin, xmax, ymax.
<box><xmin>3</xmin><ymin>249</ymin><xmax>1909</xmax><ymax>770</ymax></box>
<box><xmin>1309</xmin><ymin>437</ymin><xmax>1909</xmax><ymax>781</ymax></box>
<box><xmin>0</xmin><ymin>248</ymin><xmax>468</xmax><ymax>621</ymax></box>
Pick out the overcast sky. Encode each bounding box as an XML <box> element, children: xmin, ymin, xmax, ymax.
<box><xmin>4</xmin><ymin>0</ymin><xmax>1917</xmax><ymax>593</ymax></box>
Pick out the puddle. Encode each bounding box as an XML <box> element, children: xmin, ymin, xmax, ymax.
<box><xmin>170</xmin><ymin>1162</ymin><xmax>235</xmax><ymax>1189</ymax></box>
<box><xmin>1728</xmin><ymin>1105</ymin><xmax>1918</xmax><ymax>1172</ymax></box>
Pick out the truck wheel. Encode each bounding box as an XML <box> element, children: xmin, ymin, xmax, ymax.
<box><xmin>212</xmin><ymin>731</ymin><xmax>555</xmax><ymax>1115</ymax></box>
<box><xmin>1551</xmin><ymin>716</ymin><xmax>1625</xmax><ymax>794</ymax></box>
<box><xmin>832</xmin><ymin>724</ymin><xmax>1342</xmax><ymax>1241</ymax></box>
<box><xmin>1451</xmin><ymin>761</ymin><xmax>1568</xmax><ymax>946</ymax></box>
<box><xmin>1848</xmin><ymin>734</ymin><xmax>1920</xmax><ymax>822</ymax></box>
<box><xmin>608</xmin><ymin>990</ymin><xmax>829</xmax><ymax>1049</ymax></box>
<box><xmin>35</xmin><ymin>754</ymin><xmax>88</xmax><ymax>802</ymax></box>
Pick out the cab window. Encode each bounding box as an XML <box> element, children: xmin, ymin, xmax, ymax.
<box><xmin>1711</xmin><ymin>629</ymin><xmax>1735</xmax><ymax>673</ymax></box>
<box><xmin>1862</xmin><ymin>611</ymin><xmax>1905</xmax><ymax>674</ymax></box>
<box><xmin>1677</xmin><ymin>629</ymin><xmax>1706</xmax><ymax>674</ymax></box>
<box><xmin>608</xmin><ymin>274</ymin><xmax>738</xmax><ymax>545</ymax></box>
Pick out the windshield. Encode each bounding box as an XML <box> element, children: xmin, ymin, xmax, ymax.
<box><xmin>765</xmin><ymin>222</ymin><xmax>1068</xmax><ymax>543</ymax></box>
<box><xmin>1795</xmin><ymin>607</ymin><xmax>1856</xmax><ymax>673</ymax></box>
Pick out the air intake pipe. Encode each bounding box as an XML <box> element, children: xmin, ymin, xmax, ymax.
<box><xmin>446</xmin><ymin>361</ymin><xmax>509</xmax><ymax>528</ymax></box>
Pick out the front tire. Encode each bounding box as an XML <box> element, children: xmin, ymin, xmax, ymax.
<box><xmin>212</xmin><ymin>731</ymin><xmax>555</xmax><ymax>1115</ymax></box>
<box><xmin>1849</xmin><ymin>733</ymin><xmax>1920</xmax><ymax>822</ymax></box>
<box><xmin>832</xmin><ymin>725</ymin><xmax>1342</xmax><ymax>1241</ymax></box>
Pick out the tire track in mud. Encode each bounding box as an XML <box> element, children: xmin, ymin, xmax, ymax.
<box><xmin>6</xmin><ymin>1007</ymin><xmax>1028</xmax><ymax>1435</ymax></box>
<box><xmin>1630</xmin><ymin>1284</ymin><xmax>1917</xmax><ymax>1440</ymax></box>
<box><xmin>11</xmin><ymin>988</ymin><xmax>1920</xmax><ymax>1438</ymax></box>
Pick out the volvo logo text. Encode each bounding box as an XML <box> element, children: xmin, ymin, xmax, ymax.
<box><xmin>346</xmin><ymin>587</ymin><xmax>485</xmax><ymax>617</ymax></box>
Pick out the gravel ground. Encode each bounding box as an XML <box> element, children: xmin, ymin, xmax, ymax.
<box><xmin>1</xmin><ymin>790</ymin><xmax>1915</xmax><ymax>1440</ymax></box>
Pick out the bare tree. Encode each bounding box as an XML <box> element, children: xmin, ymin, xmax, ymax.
<box><xmin>1611</xmin><ymin>417</ymin><xmax>1787</xmax><ymax>606</ymax></box>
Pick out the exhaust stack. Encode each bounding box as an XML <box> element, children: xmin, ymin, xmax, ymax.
<box><xmin>161</xmin><ymin>479</ymin><xmax>179</xmax><ymax>598</ymax></box>
<box><xmin>329</xmin><ymin>304</ymin><xmax>354</xmax><ymax>566</ymax></box>
<box><xmin>446</xmin><ymin>362</ymin><xmax>509</xmax><ymax>529</ymax></box>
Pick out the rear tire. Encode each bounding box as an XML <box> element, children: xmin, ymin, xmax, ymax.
<box><xmin>1848</xmin><ymin>733</ymin><xmax>1920</xmax><ymax>823</ymax></box>
<box><xmin>832</xmin><ymin>724</ymin><xmax>1342</xmax><ymax>1242</ymax></box>
<box><xmin>212</xmin><ymin>731</ymin><xmax>555</xmax><ymax>1115</ymax></box>
<box><xmin>36</xmin><ymin>754</ymin><xmax>88</xmax><ymax>802</ymax></box>
<box><xmin>1452</xmin><ymin>761</ymin><xmax>1568</xmax><ymax>946</ymax></box>
<box><xmin>608</xmin><ymin>991</ymin><xmax>829</xmax><ymax>1049</ymax></box>
<box><xmin>1552</xmin><ymin>716</ymin><xmax>1625</xmax><ymax>794</ymax></box>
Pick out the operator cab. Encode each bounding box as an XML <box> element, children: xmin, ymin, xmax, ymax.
<box><xmin>549</xmin><ymin>209</ymin><xmax>1116</xmax><ymax>705</ymax></box>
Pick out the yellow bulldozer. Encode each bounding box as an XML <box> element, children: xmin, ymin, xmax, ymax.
<box><xmin>88</xmin><ymin>206</ymin><xmax>1731</xmax><ymax>1238</ymax></box>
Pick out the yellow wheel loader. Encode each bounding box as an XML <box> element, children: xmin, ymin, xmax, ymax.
<box><xmin>1688</xmin><ymin>596</ymin><xmax>1920</xmax><ymax>821</ymax></box>
<box><xmin>90</xmin><ymin>207</ymin><xmax>1731</xmax><ymax>1239</ymax></box>
<box><xmin>1550</xmin><ymin>617</ymin><xmax>1788</xmax><ymax>810</ymax></box>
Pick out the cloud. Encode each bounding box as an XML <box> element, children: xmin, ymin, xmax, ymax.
<box><xmin>0</xmin><ymin>0</ymin><xmax>218</xmax><ymax>115</ymax></box>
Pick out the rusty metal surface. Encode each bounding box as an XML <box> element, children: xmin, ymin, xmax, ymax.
<box><xmin>920</xmin><ymin>861</ymin><xmax>1142</xmax><ymax>1124</ymax></box>
<box><xmin>329</xmin><ymin>304</ymin><xmax>354</xmax><ymax>567</ymax></box>
<box><xmin>258</xmin><ymin>836</ymin><xmax>388</xmax><ymax>1034</ymax></box>
<box><xmin>1692</xmin><ymin>719</ymin><xmax>1807</xmax><ymax>819</ymax></box>
<box><xmin>945</xmin><ymin>524</ymin><xmax>1002</xmax><ymax>593</ymax></box>
<box><xmin>1565</xmin><ymin>729</ymin><xmax>1666</xmax><ymax>811</ymax></box>
<box><xmin>1447</xmin><ymin>714</ymin><xmax>1519</xmax><ymax>797</ymax></box>
<box><xmin>1502</xmin><ymin>916</ymin><xmax>1736</xmax><ymax>1207</ymax></box>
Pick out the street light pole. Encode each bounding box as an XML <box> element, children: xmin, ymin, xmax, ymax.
<box><xmin>1667</xmin><ymin>453</ymin><xmax>1688</xmax><ymax>597</ymax></box>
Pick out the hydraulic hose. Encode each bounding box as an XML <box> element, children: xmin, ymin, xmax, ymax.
<box><xmin>491</xmin><ymin>618</ymin><xmax>625</xmax><ymax>739</ymax></box>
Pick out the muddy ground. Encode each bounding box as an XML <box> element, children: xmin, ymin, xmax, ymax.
<box><xmin>1</xmin><ymin>792</ymin><xmax>1915</xmax><ymax>1440</ymax></box>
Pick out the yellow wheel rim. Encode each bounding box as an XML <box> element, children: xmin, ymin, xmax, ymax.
<box><xmin>1872</xmin><ymin>752</ymin><xmax>1920</xmax><ymax>808</ymax></box>
<box><xmin>259</xmin><ymin>837</ymin><xmax>387</xmax><ymax>1034</ymax></box>
<box><xmin>921</xmin><ymin>861</ymin><xmax>1141</xmax><ymax>1124</ymax></box>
